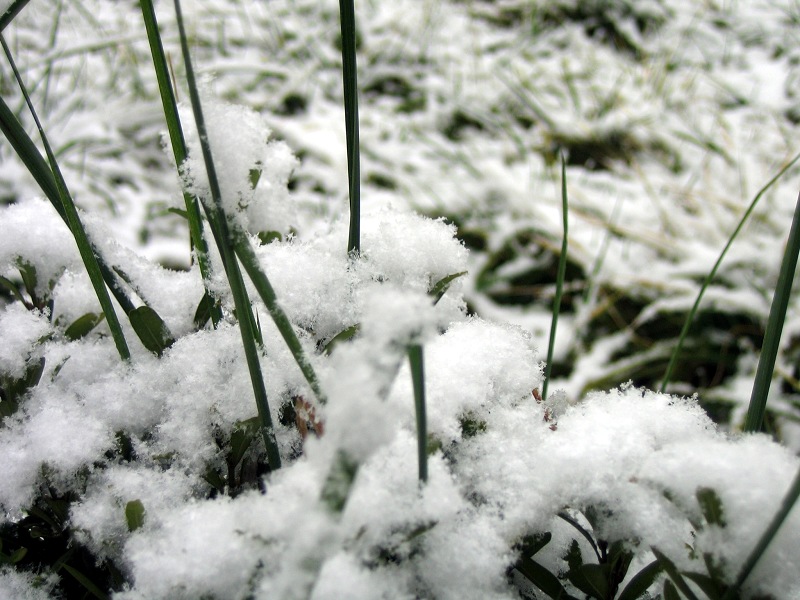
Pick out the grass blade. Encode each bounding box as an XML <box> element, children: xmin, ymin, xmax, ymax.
<box><xmin>338</xmin><ymin>0</ymin><xmax>360</xmax><ymax>255</ymax></box>
<box><xmin>542</xmin><ymin>154</ymin><xmax>569</xmax><ymax>401</ymax></box>
<box><xmin>139</xmin><ymin>0</ymin><xmax>221</xmax><ymax>328</ymax></box>
<box><xmin>1</xmin><ymin>34</ymin><xmax>131</xmax><ymax>361</ymax></box>
<box><xmin>660</xmin><ymin>153</ymin><xmax>800</xmax><ymax>393</ymax></box>
<box><xmin>173</xmin><ymin>0</ymin><xmax>280</xmax><ymax>469</ymax></box>
<box><xmin>408</xmin><ymin>344</ymin><xmax>428</xmax><ymax>484</ymax></box>
<box><xmin>233</xmin><ymin>236</ymin><xmax>326</xmax><ymax>404</ymax></box>
<box><xmin>722</xmin><ymin>465</ymin><xmax>800</xmax><ymax>599</ymax></box>
<box><xmin>0</xmin><ymin>92</ymin><xmax>137</xmax><ymax>316</ymax></box>
<box><xmin>744</xmin><ymin>189</ymin><xmax>800</xmax><ymax>432</ymax></box>
<box><xmin>0</xmin><ymin>0</ymin><xmax>31</xmax><ymax>32</ymax></box>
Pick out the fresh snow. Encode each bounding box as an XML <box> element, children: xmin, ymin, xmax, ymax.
<box><xmin>2</xmin><ymin>0</ymin><xmax>800</xmax><ymax>598</ymax></box>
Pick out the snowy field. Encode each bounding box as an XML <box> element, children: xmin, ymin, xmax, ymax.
<box><xmin>2</xmin><ymin>1</ymin><xmax>800</xmax><ymax>598</ymax></box>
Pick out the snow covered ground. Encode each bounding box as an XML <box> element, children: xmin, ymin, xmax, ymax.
<box><xmin>2</xmin><ymin>1</ymin><xmax>800</xmax><ymax>598</ymax></box>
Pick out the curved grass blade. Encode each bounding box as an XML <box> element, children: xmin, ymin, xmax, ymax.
<box><xmin>174</xmin><ymin>0</ymin><xmax>280</xmax><ymax>469</ymax></box>
<box><xmin>430</xmin><ymin>271</ymin><xmax>467</xmax><ymax>305</ymax></box>
<box><xmin>660</xmin><ymin>152</ymin><xmax>800</xmax><ymax>393</ymax></box>
<box><xmin>1</xmin><ymin>35</ymin><xmax>130</xmax><ymax>360</ymax></box>
<box><xmin>722</xmin><ymin>465</ymin><xmax>800</xmax><ymax>599</ymax></box>
<box><xmin>0</xmin><ymin>93</ymin><xmax>136</xmax><ymax>316</ymax></box>
<box><xmin>515</xmin><ymin>555</ymin><xmax>579</xmax><ymax>600</ymax></box>
<box><xmin>408</xmin><ymin>344</ymin><xmax>428</xmax><ymax>484</ymax></box>
<box><xmin>140</xmin><ymin>0</ymin><xmax>221</xmax><ymax>328</ymax></box>
<box><xmin>338</xmin><ymin>0</ymin><xmax>360</xmax><ymax>255</ymax></box>
<box><xmin>744</xmin><ymin>189</ymin><xmax>800</xmax><ymax>432</ymax></box>
<box><xmin>542</xmin><ymin>154</ymin><xmax>569</xmax><ymax>401</ymax></box>
<box><xmin>617</xmin><ymin>559</ymin><xmax>662</xmax><ymax>600</ymax></box>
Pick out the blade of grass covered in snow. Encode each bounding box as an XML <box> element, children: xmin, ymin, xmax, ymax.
<box><xmin>660</xmin><ymin>152</ymin><xmax>800</xmax><ymax>393</ymax></box>
<box><xmin>140</xmin><ymin>0</ymin><xmax>221</xmax><ymax>328</ymax></box>
<box><xmin>174</xmin><ymin>0</ymin><xmax>280</xmax><ymax>469</ymax></box>
<box><xmin>233</xmin><ymin>237</ymin><xmax>326</xmax><ymax>404</ymax></box>
<box><xmin>542</xmin><ymin>155</ymin><xmax>569</xmax><ymax>402</ymax></box>
<box><xmin>407</xmin><ymin>344</ymin><xmax>428</xmax><ymax>484</ymax></box>
<box><xmin>338</xmin><ymin>0</ymin><xmax>360</xmax><ymax>255</ymax></box>
<box><xmin>0</xmin><ymin>0</ymin><xmax>30</xmax><ymax>31</ymax></box>
<box><xmin>0</xmin><ymin>95</ymin><xmax>138</xmax><ymax>315</ymax></box>
<box><xmin>1</xmin><ymin>34</ymin><xmax>130</xmax><ymax>360</ymax></box>
<box><xmin>744</xmin><ymin>188</ymin><xmax>800</xmax><ymax>433</ymax></box>
<box><xmin>722</xmin><ymin>464</ymin><xmax>800</xmax><ymax>599</ymax></box>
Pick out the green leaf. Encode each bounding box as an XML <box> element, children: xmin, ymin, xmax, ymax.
<box><xmin>193</xmin><ymin>292</ymin><xmax>215</xmax><ymax>330</ymax></box>
<box><xmin>568</xmin><ymin>564</ymin><xmax>609</xmax><ymax>599</ymax></box>
<box><xmin>517</xmin><ymin>531</ymin><xmax>552</xmax><ymax>558</ymax></box>
<box><xmin>0</xmin><ymin>275</ymin><xmax>27</xmax><ymax>305</ymax></box>
<box><xmin>663</xmin><ymin>579</ymin><xmax>681</xmax><ymax>600</ymax></box>
<box><xmin>696</xmin><ymin>487</ymin><xmax>726</xmax><ymax>527</ymax></box>
<box><xmin>322</xmin><ymin>324</ymin><xmax>360</xmax><ymax>355</ymax></box>
<box><xmin>429</xmin><ymin>271</ymin><xmax>467</xmax><ymax>304</ymax></box>
<box><xmin>249</xmin><ymin>167</ymin><xmax>262</xmax><ymax>189</ymax></box>
<box><xmin>559</xmin><ymin>511</ymin><xmax>602</xmax><ymax>562</ymax></box>
<box><xmin>652</xmin><ymin>548</ymin><xmax>701</xmax><ymax>600</ymax></box>
<box><xmin>683</xmin><ymin>571</ymin><xmax>724</xmax><ymax>600</ymax></box>
<box><xmin>0</xmin><ymin>356</ymin><xmax>45</xmax><ymax>419</ymax></box>
<box><xmin>339</xmin><ymin>0</ymin><xmax>361</xmax><ymax>254</ymax></box>
<box><xmin>515</xmin><ymin>555</ymin><xmax>579</xmax><ymax>600</ymax></box>
<box><xmin>129</xmin><ymin>306</ymin><xmax>175</xmax><ymax>357</ymax></box>
<box><xmin>0</xmin><ymin>0</ymin><xmax>32</xmax><ymax>31</ymax></box>
<box><xmin>124</xmin><ymin>500</ymin><xmax>146</xmax><ymax>532</ymax></box>
<box><xmin>229</xmin><ymin>417</ymin><xmax>261</xmax><ymax>470</ymax></box>
<box><xmin>9</xmin><ymin>547</ymin><xmax>27</xmax><ymax>564</ymax></box>
<box><xmin>203</xmin><ymin>468</ymin><xmax>226</xmax><ymax>493</ymax></box>
<box><xmin>617</xmin><ymin>560</ymin><xmax>663</xmax><ymax>600</ymax></box>
<box><xmin>64</xmin><ymin>312</ymin><xmax>105</xmax><ymax>341</ymax></box>
<box><xmin>257</xmin><ymin>230</ymin><xmax>282</xmax><ymax>245</ymax></box>
<box><xmin>61</xmin><ymin>564</ymin><xmax>110</xmax><ymax>600</ymax></box>
<box><xmin>17</xmin><ymin>261</ymin><xmax>38</xmax><ymax>305</ymax></box>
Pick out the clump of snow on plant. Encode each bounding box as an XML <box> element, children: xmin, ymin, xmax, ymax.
<box><xmin>179</xmin><ymin>94</ymin><xmax>298</xmax><ymax>235</ymax></box>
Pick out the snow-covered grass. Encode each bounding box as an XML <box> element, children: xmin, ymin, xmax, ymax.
<box><xmin>2</xmin><ymin>1</ymin><xmax>800</xmax><ymax>598</ymax></box>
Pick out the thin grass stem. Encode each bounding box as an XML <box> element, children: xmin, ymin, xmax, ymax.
<box><xmin>1</xmin><ymin>34</ymin><xmax>130</xmax><ymax>361</ymax></box>
<box><xmin>140</xmin><ymin>0</ymin><xmax>221</xmax><ymax>327</ymax></box>
<box><xmin>408</xmin><ymin>344</ymin><xmax>427</xmax><ymax>484</ymax></box>
<box><xmin>0</xmin><ymin>0</ymin><xmax>31</xmax><ymax>32</ymax></box>
<box><xmin>542</xmin><ymin>155</ymin><xmax>569</xmax><ymax>401</ymax></box>
<box><xmin>660</xmin><ymin>152</ymin><xmax>800</xmax><ymax>393</ymax></box>
<box><xmin>744</xmin><ymin>188</ymin><xmax>800</xmax><ymax>432</ymax></box>
<box><xmin>722</xmin><ymin>465</ymin><xmax>800</xmax><ymax>599</ymax></box>
<box><xmin>174</xmin><ymin>0</ymin><xmax>280</xmax><ymax>469</ymax></box>
<box><xmin>338</xmin><ymin>0</ymin><xmax>360</xmax><ymax>255</ymax></box>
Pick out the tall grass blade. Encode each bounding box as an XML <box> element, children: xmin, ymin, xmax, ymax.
<box><xmin>173</xmin><ymin>0</ymin><xmax>280</xmax><ymax>469</ymax></box>
<box><xmin>139</xmin><ymin>0</ymin><xmax>221</xmax><ymax>328</ymax></box>
<box><xmin>660</xmin><ymin>152</ymin><xmax>800</xmax><ymax>393</ymax></box>
<box><xmin>233</xmin><ymin>237</ymin><xmax>326</xmax><ymax>404</ymax></box>
<box><xmin>722</xmin><ymin>465</ymin><xmax>800</xmax><ymax>599</ymax></box>
<box><xmin>407</xmin><ymin>344</ymin><xmax>428</xmax><ymax>484</ymax></box>
<box><xmin>0</xmin><ymin>0</ymin><xmax>31</xmax><ymax>31</ymax></box>
<box><xmin>0</xmin><ymin>97</ymin><xmax>137</xmax><ymax>315</ymax></box>
<box><xmin>744</xmin><ymin>189</ymin><xmax>800</xmax><ymax>432</ymax></box>
<box><xmin>542</xmin><ymin>155</ymin><xmax>569</xmax><ymax>401</ymax></box>
<box><xmin>338</xmin><ymin>0</ymin><xmax>360</xmax><ymax>255</ymax></box>
<box><xmin>1</xmin><ymin>35</ymin><xmax>131</xmax><ymax>360</ymax></box>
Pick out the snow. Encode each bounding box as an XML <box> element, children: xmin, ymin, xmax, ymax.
<box><xmin>2</xmin><ymin>0</ymin><xmax>800</xmax><ymax>598</ymax></box>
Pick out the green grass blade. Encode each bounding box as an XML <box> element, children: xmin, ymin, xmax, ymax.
<box><xmin>0</xmin><ymin>97</ymin><xmax>137</xmax><ymax>315</ymax></box>
<box><xmin>139</xmin><ymin>0</ymin><xmax>221</xmax><ymax>328</ymax></box>
<box><xmin>660</xmin><ymin>152</ymin><xmax>800</xmax><ymax>393</ymax></box>
<box><xmin>722</xmin><ymin>465</ymin><xmax>800</xmax><ymax>599</ymax></box>
<box><xmin>234</xmin><ymin>236</ymin><xmax>326</xmax><ymax>404</ymax></box>
<box><xmin>0</xmin><ymin>0</ymin><xmax>31</xmax><ymax>32</ymax></box>
<box><xmin>1</xmin><ymin>34</ymin><xmax>131</xmax><ymax>361</ymax></box>
<box><xmin>338</xmin><ymin>0</ymin><xmax>360</xmax><ymax>255</ymax></box>
<box><xmin>173</xmin><ymin>0</ymin><xmax>280</xmax><ymax>469</ymax></box>
<box><xmin>408</xmin><ymin>344</ymin><xmax>428</xmax><ymax>484</ymax></box>
<box><xmin>744</xmin><ymin>189</ymin><xmax>800</xmax><ymax>432</ymax></box>
<box><xmin>542</xmin><ymin>155</ymin><xmax>569</xmax><ymax>401</ymax></box>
